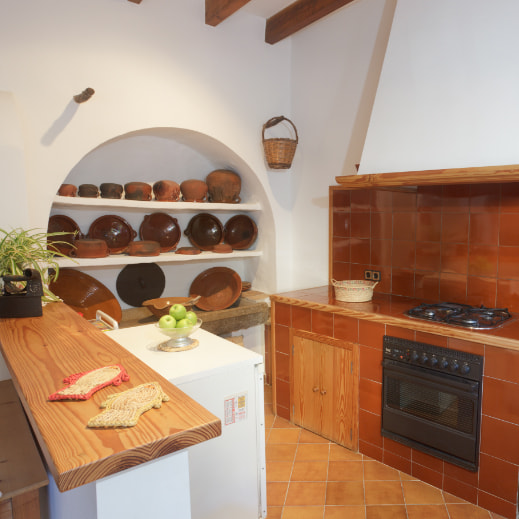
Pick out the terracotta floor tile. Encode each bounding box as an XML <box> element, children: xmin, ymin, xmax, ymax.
<box><xmin>266</xmin><ymin>443</ymin><xmax>298</xmax><ymax>462</ymax></box>
<box><xmin>267</xmin><ymin>461</ymin><xmax>294</xmax><ymax>482</ymax></box>
<box><xmin>267</xmin><ymin>506</ymin><xmax>283</xmax><ymax>519</ymax></box>
<box><xmin>285</xmin><ymin>481</ymin><xmax>327</xmax><ymax>506</ymax></box>
<box><xmin>272</xmin><ymin>416</ymin><xmax>300</xmax><ymax>429</ymax></box>
<box><xmin>269</xmin><ymin>427</ymin><xmax>301</xmax><ymax>443</ymax></box>
<box><xmin>365</xmin><ymin>505</ymin><xmax>407</xmax><ymax>519</ymax></box>
<box><xmin>327</xmin><ymin>461</ymin><xmax>364</xmax><ymax>481</ymax></box>
<box><xmin>324</xmin><ymin>505</ymin><xmax>366</xmax><ymax>518</ymax></box>
<box><xmin>364</xmin><ymin>480</ymin><xmax>404</xmax><ymax>505</ymax></box>
<box><xmin>406</xmin><ymin>504</ymin><xmax>450</xmax><ymax>519</ymax></box>
<box><xmin>291</xmin><ymin>461</ymin><xmax>328</xmax><ymax>481</ymax></box>
<box><xmin>402</xmin><ymin>480</ymin><xmax>445</xmax><ymax>504</ymax></box>
<box><xmin>326</xmin><ymin>481</ymin><xmax>365</xmax><ymax>506</ymax></box>
<box><xmin>295</xmin><ymin>443</ymin><xmax>330</xmax><ymax>461</ymax></box>
<box><xmin>447</xmin><ymin>503</ymin><xmax>493</xmax><ymax>519</ymax></box>
<box><xmin>299</xmin><ymin>428</ymin><xmax>330</xmax><ymax>443</ymax></box>
<box><xmin>442</xmin><ymin>491</ymin><xmax>467</xmax><ymax>504</ymax></box>
<box><xmin>281</xmin><ymin>505</ymin><xmax>324</xmax><ymax>518</ymax></box>
<box><xmin>329</xmin><ymin>443</ymin><xmax>363</xmax><ymax>461</ymax></box>
<box><xmin>399</xmin><ymin>471</ymin><xmax>418</xmax><ymax>481</ymax></box>
<box><xmin>267</xmin><ymin>481</ymin><xmax>289</xmax><ymax>506</ymax></box>
<box><xmin>364</xmin><ymin>460</ymin><xmax>401</xmax><ymax>480</ymax></box>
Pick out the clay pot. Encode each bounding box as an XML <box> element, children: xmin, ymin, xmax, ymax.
<box><xmin>206</xmin><ymin>170</ymin><xmax>241</xmax><ymax>204</ymax></box>
<box><xmin>100</xmin><ymin>183</ymin><xmax>123</xmax><ymax>199</ymax></box>
<box><xmin>70</xmin><ymin>239</ymin><xmax>109</xmax><ymax>258</ymax></box>
<box><xmin>78</xmin><ymin>184</ymin><xmax>99</xmax><ymax>198</ymax></box>
<box><xmin>126</xmin><ymin>240</ymin><xmax>161</xmax><ymax>257</ymax></box>
<box><xmin>124</xmin><ymin>182</ymin><xmax>152</xmax><ymax>201</ymax></box>
<box><xmin>153</xmin><ymin>180</ymin><xmax>181</xmax><ymax>201</ymax></box>
<box><xmin>57</xmin><ymin>184</ymin><xmax>77</xmax><ymax>197</ymax></box>
<box><xmin>180</xmin><ymin>179</ymin><xmax>208</xmax><ymax>202</ymax></box>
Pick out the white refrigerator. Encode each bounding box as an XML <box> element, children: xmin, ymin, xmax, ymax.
<box><xmin>106</xmin><ymin>324</ymin><xmax>267</xmax><ymax>519</ymax></box>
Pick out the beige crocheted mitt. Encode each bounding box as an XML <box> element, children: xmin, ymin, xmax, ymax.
<box><xmin>87</xmin><ymin>381</ymin><xmax>169</xmax><ymax>428</ymax></box>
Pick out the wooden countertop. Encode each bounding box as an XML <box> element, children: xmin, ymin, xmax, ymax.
<box><xmin>271</xmin><ymin>286</ymin><xmax>519</xmax><ymax>351</ymax></box>
<box><xmin>0</xmin><ymin>303</ymin><xmax>221</xmax><ymax>492</ymax></box>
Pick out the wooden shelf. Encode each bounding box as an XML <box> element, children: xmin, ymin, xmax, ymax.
<box><xmin>53</xmin><ymin>195</ymin><xmax>262</xmax><ymax>212</ymax></box>
<box><xmin>55</xmin><ymin>249</ymin><xmax>262</xmax><ymax>269</ymax></box>
<box><xmin>335</xmin><ymin>163</ymin><xmax>519</xmax><ymax>189</ymax></box>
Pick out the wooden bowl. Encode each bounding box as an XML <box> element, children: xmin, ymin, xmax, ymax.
<box><xmin>142</xmin><ymin>296</ymin><xmax>201</xmax><ymax>318</ymax></box>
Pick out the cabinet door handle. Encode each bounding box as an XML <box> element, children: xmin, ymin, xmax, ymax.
<box><xmin>320</xmin><ymin>389</ymin><xmax>327</xmax><ymax>395</ymax></box>
<box><xmin>312</xmin><ymin>386</ymin><xmax>319</xmax><ymax>392</ymax></box>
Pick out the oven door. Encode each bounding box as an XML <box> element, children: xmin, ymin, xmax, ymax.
<box><xmin>381</xmin><ymin>359</ymin><xmax>481</xmax><ymax>471</ymax></box>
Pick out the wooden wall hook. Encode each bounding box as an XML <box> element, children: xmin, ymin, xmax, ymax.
<box><xmin>73</xmin><ymin>88</ymin><xmax>95</xmax><ymax>103</ymax></box>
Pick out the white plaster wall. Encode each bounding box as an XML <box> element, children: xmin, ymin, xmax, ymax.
<box><xmin>359</xmin><ymin>0</ymin><xmax>519</xmax><ymax>174</ymax></box>
<box><xmin>289</xmin><ymin>0</ymin><xmax>396</xmax><ymax>289</ymax></box>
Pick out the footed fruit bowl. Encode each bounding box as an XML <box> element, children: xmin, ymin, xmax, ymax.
<box><xmin>156</xmin><ymin>319</ymin><xmax>202</xmax><ymax>350</ymax></box>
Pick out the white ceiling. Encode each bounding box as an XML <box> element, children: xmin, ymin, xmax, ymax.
<box><xmin>241</xmin><ymin>0</ymin><xmax>295</xmax><ymax>18</ymax></box>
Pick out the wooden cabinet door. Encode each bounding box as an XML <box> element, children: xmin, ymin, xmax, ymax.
<box><xmin>292</xmin><ymin>332</ymin><xmax>358</xmax><ymax>450</ymax></box>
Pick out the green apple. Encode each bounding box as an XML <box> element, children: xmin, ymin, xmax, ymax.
<box><xmin>158</xmin><ymin>314</ymin><xmax>176</xmax><ymax>329</ymax></box>
<box><xmin>175</xmin><ymin>318</ymin><xmax>192</xmax><ymax>329</ymax></box>
<box><xmin>185</xmin><ymin>310</ymin><xmax>197</xmax><ymax>325</ymax></box>
<box><xmin>169</xmin><ymin>303</ymin><xmax>187</xmax><ymax>321</ymax></box>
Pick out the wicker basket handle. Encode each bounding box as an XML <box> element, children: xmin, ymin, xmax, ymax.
<box><xmin>262</xmin><ymin>116</ymin><xmax>299</xmax><ymax>143</ymax></box>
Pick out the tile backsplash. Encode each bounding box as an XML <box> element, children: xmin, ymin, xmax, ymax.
<box><xmin>330</xmin><ymin>182</ymin><xmax>519</xmax><ymax>312</ymax></box>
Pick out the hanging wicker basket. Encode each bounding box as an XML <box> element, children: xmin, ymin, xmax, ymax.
<box><xmin>262</xmin><ymin>116</ymin><xmax>298</xmax><ymax>170</ymax></box>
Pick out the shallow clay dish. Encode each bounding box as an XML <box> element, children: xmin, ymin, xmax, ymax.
<box><xmin>49</xmin><ymin>269</ymin><xmax>122</xmax><ymax>322</ymax></box>
<box><xmin>87</xmin><ymin>215</ymin><xmax>137</xmax><ymax>254</ymax></box>
<box><xmin>224</xmin><ymin>215</ymin><xmax>258</xmax><ymax>250</ymax></box>
<box><xmin>189</xmin><ymin>267</ymin><xmax>242</xmax><ymax>311</ymax></box>
<box><xmin>184</xmin><ymin>213</ymin><xmax>224</xmax><ymax>251</ymax></box>
<box><xmin>142</xmin><ymin>296</ymin><xmax>201</xmax><ymax>318</ymax></box>
<box><xmin>47</xmin><ymin>215</ymin><xmax>82</xmax><ymax>256</ymax></box>
<box><xmin>139</xmin><ymin>212</ymin><xmax>181</xmax><ymax>252</ymax></box>
<box><xmin>175</xmin><ymin>247</ymin><xmax>201</xmax><ymax>255</ymax></box>
<box><xmin>127</xmin><ymin>240</ymin><xmax>161</xmax><ymax>257</ymax></box>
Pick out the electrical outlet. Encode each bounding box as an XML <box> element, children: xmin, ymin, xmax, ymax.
<box><xmin>364</xmin><ymin>270</ymin><xmax>373</xmax><ymax>280</ymax></box>
<box><xmin>372</xmin><ymin>270</ymin><xmax>381</xmax><ymax>281</ymax></box>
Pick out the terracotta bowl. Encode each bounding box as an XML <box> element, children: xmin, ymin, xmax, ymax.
<box><xmin>224</xmin><ymin>215</ymin><xmax>258</xmax><ymax>250</ymax></box>
<box><xmin>100</xmin><ymin>183</ymin><xmax>123</xmax><ymax>199</ymax></box>
<box><xmin>153</xmin><ymin>180</ymin><xmax>181</xmax><ymax>201</ymax></box>
<box><xmin>189</xmin><ymin>267</ymin><xmax>242</xmax><ymax>311</ymax></box>
<box><xmin>78</xmin><ymin>184</ymin><xmax>99</xmax><ymax>198</ymax></box>
<box><xmin>180</xmin><ymin>179</ymin><xmax>208</xmax><ymax>202</ymax></box>
<box><xmin>206</xmin><ymin>170</ymin><xmax>241</xmax><ymax>204</ymax></box>
<box><xmin>70</xmin><ymin>238</ymin><xmax>109</xmax><ymax>258</ymax></box>
<box><xmin>57</xmin><ymin>184</ymin><xmax>77</xmax><ymax>197</ymax></box>
<box><xmin>142</xmin><ymin>296</ymin><xmax>201</xmax><ymax>318</ymax></box>
<box><xmin>124</xmin><ymin>182</ymin><xmax>152</xmax><ymax>201</ymax></box>
<box><xmin>139</xmin><ymin>212</ymin><xmax>181</xmax><ymax>252</ymax></box>
<box><xmin>47</xmin><ymin>215</ymin><xmax>82</xmax><ymax>256</ymax></box>
<box><xmin>87</xmin><ymin>215</ymin><xmax>137</xmax><ymax>254</ymax></box>
<box><xmin>184</xmin><ymin>213</ymin><xmax>224</xmax><ymax>251</ymax></box>
<box><xmin>126</xmin><ymin>240</ymin><xmax>161</xmax><ymax>257</ymax></box>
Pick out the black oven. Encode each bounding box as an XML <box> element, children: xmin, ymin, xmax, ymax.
<box><xmin>381</xmin><ymin>335</ymin><xmax>483</xmax><ymax>471</ymax></box>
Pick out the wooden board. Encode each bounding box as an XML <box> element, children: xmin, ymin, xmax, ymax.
<box><xmin>0</xmin><ymin>303</ymin><xmax>221</xmax><ymax>492</ymax></box>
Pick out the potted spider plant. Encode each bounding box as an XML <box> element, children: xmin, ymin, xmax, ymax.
<box><xmin>0</xmin><ymin>227</ymin><xmax>76</xmax><ymax>303</ymax></box>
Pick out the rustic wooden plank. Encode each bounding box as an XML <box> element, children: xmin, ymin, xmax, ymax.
<box><xmin>206</xmin><ymin>0</ymin><xmax>252</xmax><ymax>26</ymax></box>
<box><xmin>335</xmin><ymin>164</ymin><xmax>519</xmax><ymax>189</ymax></box>
<box><xmin>0</xmin><ymin>303</ymin><xmax>221</xmax><ymax>492</ymax></box>
<box><xmin>11</xmin><ymin>490</ymin><xmax>40</xmax><ymax>519</ymax></box>
<box><xmin>265</xmin><ymin>0</ymin><xmax>357</xmax><ymax>44</ymax></box>
<box><xmin>0</xmin><ymin>380</ymin><xmax>47</xmax><ymax>502</ymax></box>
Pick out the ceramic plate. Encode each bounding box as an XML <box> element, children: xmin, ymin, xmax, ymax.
<box><xmin>189</xmin><ymin>267</ymin><xmax>242</xmax><ymax>311</ymax></box>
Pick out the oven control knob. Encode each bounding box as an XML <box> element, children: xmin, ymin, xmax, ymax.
<box><xmin>419</xmin><ymin>353</ymin><xmax>428</xmax><ymax>364</ymax></box>
<box><xmin>410</xmin><ymin>351</ymin><xmax>419</xmax><ymax>362</ymax></box>
<box><xmin>428</xmin><ymin>356</ymin><xmax>438</xmax><ymax>367</ymax></box>
<box><xmin>449</xmin><ymin>360</ymin><xmax>459</xmax><ymax>372</ymax></box>
<box><xmin>460</xmin><ymin>363</ymin><xmax>471</xmax><ymax>375</ymax></box>
<box><xmin>440</xmin><ymin>358</ymin><xmax>449</xmax><ymax>369</ymax></box>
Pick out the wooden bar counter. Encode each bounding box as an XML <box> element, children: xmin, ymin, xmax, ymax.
<box><xmin>0</xmin><ymin>303</ymin><xmax>221</xmax><ymax>494</ymax></box>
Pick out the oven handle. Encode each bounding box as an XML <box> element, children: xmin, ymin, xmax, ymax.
<box><xmin>383</xmin><ymin>359</ymin><xmax>479</xmax><ymax>394</ymax></box>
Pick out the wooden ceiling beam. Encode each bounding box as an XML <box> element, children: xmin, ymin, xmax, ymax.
<box><xmin>265</xmin><ymin>0</ymin><xmax>357</xmax><ymax>44</ymax></box>
<box><xmin>205</xmin><ymin>0</ymin><xmax>252</xmax><ymax>26</ymax></box>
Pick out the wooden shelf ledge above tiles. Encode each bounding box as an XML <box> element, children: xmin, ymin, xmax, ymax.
<box><xmin>335</xmin><ymin>163</ymin><xmax>519</xmax><ymax>189</ymax></box>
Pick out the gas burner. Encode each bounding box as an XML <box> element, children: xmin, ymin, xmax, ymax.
<box><xmin>406</xmin><ymin>302</ymin><xmax>512</xmax><ymax>329</ymax></box>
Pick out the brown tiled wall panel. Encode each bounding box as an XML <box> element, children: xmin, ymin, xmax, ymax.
<box><xmin>330</xmin><ymin>183</ymin><xmax>519</xmax><ymax>313</ymax></box>
<box><xmin>272</xmin><ymin>301</ymin><xmax>519</xmax><ymax>519</ymax></box>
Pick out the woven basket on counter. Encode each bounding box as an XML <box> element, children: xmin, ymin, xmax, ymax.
<box><xmin>331</xmin><ymin>279</ymin><xmax>378</xmax><ymax>303</ymax></box>
<box><xmin>262</xmin><ymin>116</ymin><xmax>298</xmax><ymax>169</ymax></box>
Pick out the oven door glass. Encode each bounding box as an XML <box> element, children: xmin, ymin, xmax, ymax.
<box><xmin>382</xmin><ymin>359</ymin><xmax>481</xmax><ymax>471</ymax></box>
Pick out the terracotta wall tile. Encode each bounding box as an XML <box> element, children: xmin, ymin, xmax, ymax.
<box><xmin>442</xmin><ymin>185</ymin><xmax>470</xmax><ymax>213</ymax></box>
<box><xmin>383</xmin><ymin>450</ymin><xmax>412</xmax><ymax>474</ymax></box>
<box><xmin>469</xmin><ymin>212</ymin><xmax>499</xmax><ymax>245</ymax></box>
<box><xmin>274</xmin><ymin>303</ymin><xmax>291</xmax><ymax>327</ymax></box>
<box><xmin>351</xmin><ymin>190</ymin><xmax>371</xmax><ymax>212</ymax></box>
<box><xmin>351</xmin><ymin>212</ymin><xmax>371</xmax><ymax>238</ymax></box>
<box><xmin>391</xmin><ymin>268</ymin><xmax>415</xmax><ymax>297</ymax></box>
<box><xmin>443</xmin><ymin>460</ymin><xmax>478</xmax><ymax>487</ymax></box>
<box><xmin>392</xmin><ymin>190</ymin><xmax>417</xmax><ymax>212</ymax></box>
<box><xmin>468</xmin><ymin>244</ymin><xmax>498</xmax><ymax>278</ymax></box>
<box><xmin>411</xmin><ymin>463</ymin><xmax>444</xmax><ymax>490</ymax></box>
<box><xmin>372</xmin><ymin>189</ymin><xmax>392</xmax><ymax>212</ymax></box>
<box><xmin>292</xmin><ymin>306</ymin><xmax>312</xmax><ymax>332</ymax></box>
<box><xmin>443</xmin><ymin>476</ymin><xmax>478</xmax><ymax>505</ymax></box>
<box><xmin>275</xmin><ymin>351</ymin><xmax>290</xmax><ymax>382</ymax></box>
<box><xmin>332</xmin><ymin>189</ymin><xmax>351</xmax><ymax>210</ymax></box>
<box><xmin>275</xmin><ymin>379</ymin><xmax>290</xmax><ymax>413</ymax></box>
<box><xmin>500</xmin><ymin>182</ymin><xmax>519</xmax><ymax>212</ymax></box>
<box><xmin>439</xmin><ymin>273</ymin><xmax>468</xmax><ymax>303</ymax></box>
<box><xmin>484</xmin><ymin>345</ymin><xmax>519</xmax><ymax>383</ymax></box>
<box><xmin>311</xmin><ymin>309</ymin><xmax>333</xmax><ymax>336</ymax></box>
<box><xmin>478</xmin><ymin>453</ymin><xmax>519</xmax><ymax>502</ymax></box>
<box><xmin>385</xmin><ymin>326</ymin><xmax>415</xmax><ymax>341</ymax></box>
<box><xmin>359</xmin><ymin>409</ymin><xmax>382</xmax><ymax>447</ymax></box>
<box><xmin>416</xmin><ymin>212</ymin><xmax>442</xmax><ymax>242</ymax></box>
<box><xmin>371</xmin><ymin>239</ymin><xmax>392</xmax><ymax>266</ymax></box>
<box><xmin>332</xmin><ymin>212</ymin><xmax>351</xmax><ymax>238</ymax></box>
<box><xmin>496</xmin><ymin>278</ymin><xmax>519</xmax><ymax>313</ymax></box>
<box><xmin>414</xmin><ymin>331</ymin><xmax>448</xmax><ymax>348</ymax></box>
<box><xmin>482</xmin><ymin>376</ymin><xmax>519</xmax><ymax>425</ymax></box>
<box><xmin>392</xmin><ymin>240</ymin><xmax>416</xmax><ymax>268</ymax></box>
<box><xmin>412</xmin><ymin>449</ymin><xmax>444</xmax><ymax>474</ymax></box>
<box><xmin>470</xmin><ymin>183</ymin><xmax>501</xmax><ymax>213</ymax></box>
<box><xmin>359</xmin><ymin>345</ymin><xmax>383</xmax><ymax>381</ymax></box>
<box><xmin>358</xmin><ymin>320</ymin><xmax>386</xmax><ymax>349</ymax></box>
<box><xmin>371</xmin><ymin>212</ymin><xmax>392</xmax><ymax>239</ymax></box>
<box><xmin>466</xmin><ymin>276</ymin><xmax>497</xmax><ymax>308</ymax></box>
<box><xmin>441</xmin><ymin>243</ymin><xmax>468</xmax><ymax>274</ymax></box>
<box><xmin>332</xmin><ymin>238</ymin><xmax>350</xmax><ymax>263</ymax></box>
<box><xmin>393</xmin><ymin>212</ymin><xmax>416</xmax><ymax>240</ymax></box>
<box><xmin>415</xmin><ymin>242</ymin><xmax>442</xmax><ymax>271</ymax></box>
<box><xmin>477</xmin><ymin>491</ymin><xmax>517</xmax><ymax>519</ymax></box>
<box><xmin>441</xmin><ymin>213</ymin><xmax>470</xmax><ymax>243</ymax></box>
<box><xmin>359</xmin><ymin>440</ymin><xmax>384</xmax><ymax>463</ymax></box>
<box><xmin>350</xmin><ymin>238</ymin><xmax>370</xmax><ymax>264</ymax></box>
<box><xmin>359</xmin><ymin>378</ymin><xmax>382</xmax><ymax>414</ymax></box>
<box><xmin>334</xmin><ymin>314</ymin><xmax>359</xmax><ymax>343</ymax></box>
<box><xmin>350</xmin><ymin>262</ymin><xmax>368</xmax><ymax>280</ymax></box>
<box><xmin>274</xmin><ymin>324</ymin><xmax>290</xmax><ymax>355</ymax></box>
<box><xmin>331</xmin><ymin>261</ymin><xmax>350</xmax><ymax>281</ymax></box>
<box><xmin>499</xmin><ymin>213</ymin><xmax>519</xmax><ymax>246</ymax></box>
<box><xmin>480</xmin><ymin>414</ymin><xmax>519</xmax><ymax>465</ymax></box>
<box><xmin>414</xmin><ymin>272</ymin><xmax>440</xmax><ymax>301</ymax></box>
<box><xmin>417</xmin><ymin>185</ymin><xmax>443</xmax><ymax>212</ymax></box>
<box><xmin>497</xmin><ymin>246</ymin><xmax>519</xmax><ymax>280</ymax></box>
<box><xmin>446</xmin><ymin>337</ymin><xmax>484</xmax><ymax>356</ymax></box>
